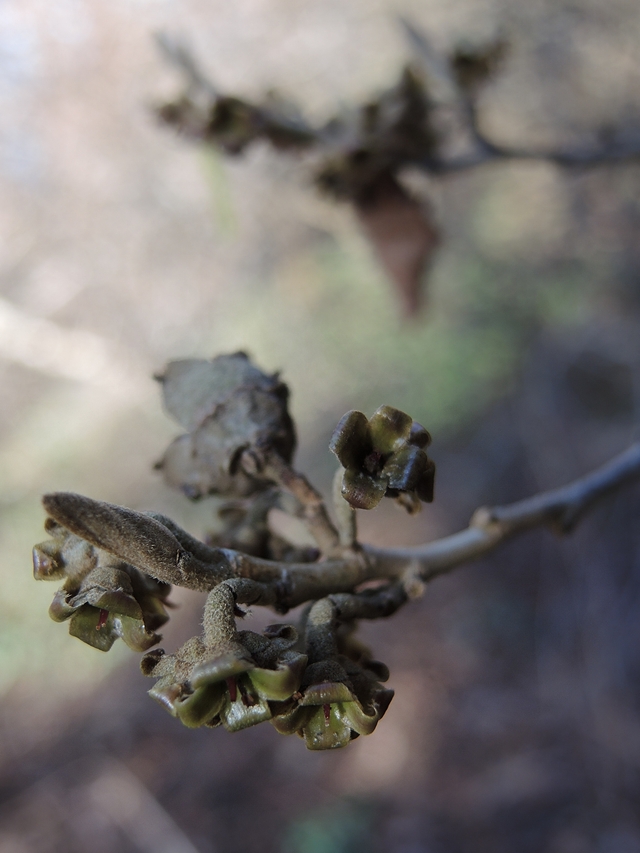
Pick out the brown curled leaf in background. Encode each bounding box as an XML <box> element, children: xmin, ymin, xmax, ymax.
<box><xmin>354</xmin><ymin>174</ymin><xmax>440</xmax><ymax>317</ymax></box>
<box><xmin>450</xmin><ymin>39</ymin><xmax>508</xmax><ymax>93</ymax></box>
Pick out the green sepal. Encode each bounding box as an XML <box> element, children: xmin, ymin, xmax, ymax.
<box><xmin>68</xmin><ymin>605</ymin><xmax>119</xmax><ymax>652</ymax></box>
<box><xmin>303</xmin><ymin>705</ymin><xmax>354</xmax><ymax>750</ymax></box>
<box><xmin>367</xmin><ymin>405</ymin><xmax>413</xmax><ymax>455</ymax></box>
<box><xmin>341</xmin><ymin>699</ymin><xmax>382</xmax><ymax>736</ymax></box>
<box><xmin>137</xmin><ymin>594</ymin><xmax>171</xmax><ymax>632</ymax></box>
<box><xmin>191</xmin><ymin>651</ymin><xmax>254</xmax><ymax>689</ymax></box>
<box><xmin>299</xmin><ymin>680</ymin><xmax>354</xmax><ymax>706</ymax></box>
<box><xmin>221</xmin><ymin>692</ymin><xmax>272</xmax><ymax>731</ymax></box>
<box><xmin>270</xmin><ymin>703</ymin><xmax>311</xmax><ymax>735</ymax></box>
<box><xmin>329</xmin><ymin>410</ymin><xmax>371</xmax><ymax>469</ymax></box>
<box><xmin>382</xmin><ymin>444</ymin><xmax>429</xmax><ymax>492</ymax></box>
<box><xmin>149</xmin><ymin>678</ymin><xmax>182</xmax><ymax>716</ymax></box>
<box><xmin>118</xmin><ymin>615</ymin><xmax>162</xmax><ymax>652</ymax></box>
<box><xmin>247</xmin><ymin>652</ymin><xmax>307</xmax><ymax>701</ymax></box>
<box><xmin>416</xmin><ymin>458</ymin><xmax>436</xmax><ymax>502</ymax></box>
<box><xmin>32</xmin><ymin>542</ymin><xmax>65</xmax><ymax>581</ymax></box>
<box><xmin>341</xmin><ymin>469</ymin><xmax>387</xmax><ymax>510</ymax></box>
<box><xmin>408</xmin><ymin>421</ymin><xmax>431</xmax><ymax>448</ymax></box>
<box><xmin>175</xmin><ymin>682</ymin><xmax>227</xmax><ymax>728</ymax></box>
<box><xmin>69</xmin><ymin>587</ymin><xmax>143</xmax><ymax>620</ymax></box>
<box><xmin>49</xmin><ymin>590</ymin><xmax>76</xmax><ymax>622</ymax></box>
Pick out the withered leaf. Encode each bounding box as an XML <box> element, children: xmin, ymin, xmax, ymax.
<box><xmin>156</xmin><ymin>353</ymin><xmax>296</xmax><ymax>500</ymax></box>
<box><xmin>355</xmin><ymin>174</ymin><xmax>440</xmax><ymax>316</ymax></box>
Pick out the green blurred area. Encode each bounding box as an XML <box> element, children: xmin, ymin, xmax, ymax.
<box><xmin>282</xmin><ymin>799</ymin><xmax>373</xmax><ymax>853</ymax></box>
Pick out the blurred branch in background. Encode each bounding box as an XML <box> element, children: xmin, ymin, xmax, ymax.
<box><xmin>155</xmin><ymin>22</ymin><xmax>640</xmax><ymax>315</ymax></box>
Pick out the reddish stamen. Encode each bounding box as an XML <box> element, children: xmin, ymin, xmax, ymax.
<box><xmin>97</xmin><ymin>609</ymin><xmax>109</xmax><ymax>630</ymax></box>
<box><xmin>363</xmin><ymin>450</ymin><xmax>383</xmax><ymax>475</ymax></box>
<box><xmin>238</xmin><ymin>680</ymin><xmax>256</xmax><ymax>707</ymax></box>
<box><xmin>226</xmin><ymin>677</ymin><xmax>237</xmax><ymax>702</ymax></box>
<box><xmin>323</xmin><ymin>704</ymin><xmax>331</xmax><ymax>727</ymax></box>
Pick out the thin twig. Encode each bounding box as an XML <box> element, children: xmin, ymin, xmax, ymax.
<box><xmin>156</xmin><ymin>32</ymin><xmax>640</xmax><ymax>178</ymax></box>
<box><xmin>332</xmin><ymin>468</ymin><xmax>357</xmax><ymax>550</ymax></box>
<box><xmin>364</xmin><ymin>442</ymin><xmax>640</xmax><ymax>585</ymax></box>
<box><xmin>155</xmin><ymin>32</ymin><xmax>218</xmax><ymax>98</ymax></box>
<box><xmin>424</xmin><ymin>138</ymin><xmax>640</xmax><ymax>175</ymax></box>
<box><xmin>257</xmin><ymin>451</ymin><xmax>342</xmax><ymax>557</ymax></box>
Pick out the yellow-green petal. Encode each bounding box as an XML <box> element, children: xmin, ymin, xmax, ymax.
<box><xmin>329</xmin><ymin>410</ymin><xmax>372</xmax><ymax>469</ymax></box>
<box><xmin>368</xmin><ymin>405</ymin><xmax>413</xmax><ymax>454</ymax></box>
<box><xmin>382</xmin><ymin>445</ymin><xmax>429</xmax><ymax>492</ymax></box>
<box><xmin>221</xmin><ymin>694</ymin><xmax>272</xmax><ymax>731</ymax></box>
<box><xmin>248</xmin><ymin>652</ymin><xmax>307</xmax><ymax>701</ymax></box>
<box><xmin>341</xmin><ymin>469</ymin><xmax>387</xmax><ymax>510</ymax></box>
<box><xmin>175</xmin><ymin>682</ymin><xmax>226</xmax><ymax>728</ymax></box>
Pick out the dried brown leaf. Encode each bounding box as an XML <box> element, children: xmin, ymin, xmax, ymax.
<box><xmin>355</xmin><ymin>175</ymin><xmax>440</xmax><ymax>316</ymax></box>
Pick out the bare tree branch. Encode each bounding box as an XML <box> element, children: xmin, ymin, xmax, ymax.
<box><xmin>43</xmin><ymin>443</ymin><xmax>640</xmax><ymax>611</ymax></box>
<box><xmin>256</xmin><ymin>450</ymin><xmax>342</xmax><ymax>557</ymax></box>
<box><xmin>425</xmin><ymin>136</ymin><xmax>640</xmax><ymax>175</ymax></box>
<box><xmin>365</xmin><ymin>442</ymin><xmax>640</xmax><ymax>586</ymax></box>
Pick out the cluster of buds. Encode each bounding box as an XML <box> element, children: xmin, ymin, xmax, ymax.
<box><xmin>141</xmin><ymin>584</ymin><xmax>308</xmax><ymax>731</ymax></box>
<box><xmin>33</xmin><ymin>519</ymin><xmax>171</xmax><ymax>652</ymax></box>
<box><xmin>271</xmin><ymin>598</ymin><xmax>394</xmax><ymax>749</ymax></box>
<box><xmin>330</xmin><ymin>405</ymin><xmax>435</xmax><ymax>512</ymax></box>
<box><xmin>32</xmin><ymin>352</ymin><xmax>433</xmax><ymax>749</ymax></box>
<box><xmin>140</xmin><ymin>584</ymin><xmax>394</xmax><ymax>750</ymax></box>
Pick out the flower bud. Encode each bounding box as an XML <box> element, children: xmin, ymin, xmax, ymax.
<box><xmin>330</xmin><ymin>405</ymin><xmax>435</xmax><ymax>511</ymax></box>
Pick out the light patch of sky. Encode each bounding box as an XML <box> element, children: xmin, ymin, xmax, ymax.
<box><xmin>45</xmin><ymin>0</ymin><xmax>93</xmax><ymax>46</ymax></box>
<box><xmin>0</xmin><ymin>130</ymin><xmax>42</xmax><ymax>183</ymax></box>
<box><xmin>0</xmin><ymin>6</ymin><xmax>41</xmax><ymax>89</ymax></box>
<box><xmin>0</xmin><ymin>4</ymin><xmax>41</xmax><ymax>182</ymax></box>
<box><xmin>0</xmin><ymin>0</ymin><xmax>92</xmax><ymax>184</ymax></box>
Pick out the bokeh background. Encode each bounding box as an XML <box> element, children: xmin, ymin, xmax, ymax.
<box><xmin>1</xmin><ymin>0</ymin><xmax>640</xmax><ymax>851</ymax></box>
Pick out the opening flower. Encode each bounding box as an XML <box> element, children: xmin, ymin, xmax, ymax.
<box><xmin>270</xmin><ymin>657</ymin><xmax>393</xmax><ymax>750</ymax></box>
<box><xmin>33</xmin><ymin>519</ymin><xmax>171</xmax><ymax>652</ymax></box>
<box><xmin>142</xmin><ymin>585</ymin><xmax>307</xmax><ymax>731</ymax></box>
<box><xmin>330</xmin><ymin>405</ymin><xmax>435</xmax><ymax>510</ymax></box>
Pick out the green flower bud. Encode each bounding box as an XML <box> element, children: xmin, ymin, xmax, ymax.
<box><xmin>34</xmin><ymin>519</ymin><xmax>171</xmax><ymax>653</ymax></box>
<box><xmin>330</xmin><ymin>405</ymin><xmax>435</xmax><ymax>511</ymax></box>
<box><xmin>142</xmin><ymin>585</ymin><xmax>306</xmax><ymax>732</ymax></box>
<box><xmin>270</xmin><ymin>657</ymin><xmax>393</xmax><ymax>750</ymax></box>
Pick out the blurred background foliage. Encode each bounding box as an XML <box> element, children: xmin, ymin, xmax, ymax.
<box><xmin>0</xmin><ymin>0</ymin><xmax>639</xmax><ymax>851</ymax></box>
